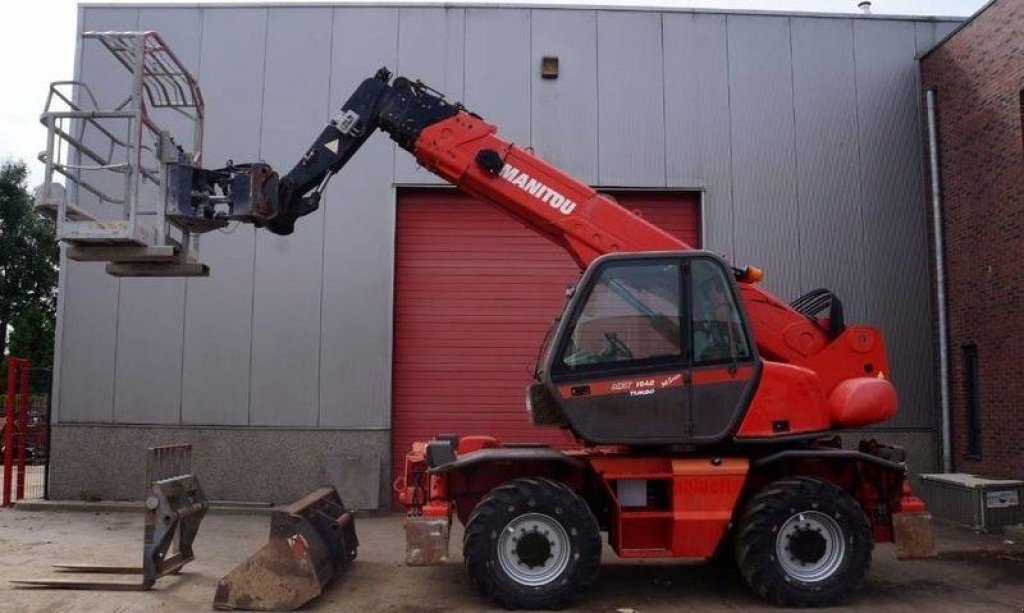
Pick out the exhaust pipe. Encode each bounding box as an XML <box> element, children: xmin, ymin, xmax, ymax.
<box><xmin>213</xmin><ymin>486</ymin><xmax>358</xmax><ymax>611</ymax></box>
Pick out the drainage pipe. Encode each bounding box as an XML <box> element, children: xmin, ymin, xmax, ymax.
<box><xmin>926</xmin><ymin>88</ymin><xmax>952</xmax><ymax>473</ymax></box>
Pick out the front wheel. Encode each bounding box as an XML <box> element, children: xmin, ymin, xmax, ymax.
<box><xmin>735</xmin><ymin>476</ymin><xmax>873</xmax><ymax>607</ymax></box>
<box><xmin>463</xmin><ymin>478</ymin><xmax>601</xmax><ymax>609</ymax></box>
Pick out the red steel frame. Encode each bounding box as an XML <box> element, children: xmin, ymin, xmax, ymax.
<box><xmin>3</xmin><ymin>358</ymin><xmax>30</xmax><ymax>507</ymax></box>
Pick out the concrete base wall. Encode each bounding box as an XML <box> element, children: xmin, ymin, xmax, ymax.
<box><xmin>48</xmin><ymin>425</ymin><xmax>937</xmax><ymax>510</ymax></box>
<box><xmin>48</xmin><ymin>425</ymin><xmax>390</xmax><ymax>510</ymax></box>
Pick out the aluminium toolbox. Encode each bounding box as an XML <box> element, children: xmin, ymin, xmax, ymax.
<box><xmin>917</xmin><ymin>473</ymin><xmax>1022</xmax><ymax>532</ymax></box>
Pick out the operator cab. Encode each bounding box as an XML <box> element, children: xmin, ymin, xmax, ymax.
<box><xmin>530</xmin><ymin>252</ymin><xmax>760</xmax><ymax>446</ymax></box>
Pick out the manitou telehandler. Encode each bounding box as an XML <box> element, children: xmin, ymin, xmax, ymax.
<box><xmin>162</xmin><ymin>68</ymin><xmax>934</xmax><ymax>610</ymax></box>
<box><xmin>39</xmin><ymin>35</ymin><xmax>933</xmax><ymax>609</ymax></box>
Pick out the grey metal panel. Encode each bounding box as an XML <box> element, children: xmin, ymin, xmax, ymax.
<box><xmin>180</xmin><ymin>7</ymin><xmax>265</xmax><ymax>426</ymax></box>
<box><xmin>249</xmin><ymin>7</ymin><xmax>333</xmax><ymax>427</ymax></box>
<box><xmin>597</xmin><ymin>11</ymin><xmax>665</xmax><ymax>187</ymax></box>
<box><xmin>663</xmin><ymin>12</ymin><xmax>732</xmax><ymax>254</ymax></box>
<box><xmin>727</xmin><ymin>15</ymin><xmax>801</xmax><ymax>301</ymax></box>
<box><xmin>112</xmin><ymin>279</ymin><xmax>186</xmax><ymax>423</ymax></box>
<box><xmin>791</xmin><ymin>18</ymin><xmax>865</xmax><ymax>319</ymax></box>
<box><xmin>108</xmin><ymin>8</ymin><xmax>201</xmax><ymax>425</ymax></box>
<box><xmin>914</xmin><ymin>21</ymin><xmax>940</xmax><ymax>56</ymax></box>
<box><xmin>531</xmin><ymin>10</ymin><xmax>599</xmax><ymax>185</ymax></box>
<box><xmin>935</xmin><ymin>20</ymin><xmax>960</xmax><ymax>40</ymax></box>
<box><xmin>51</xmin><ymin>4</ymin><xmax>89</xmax><ymax>426</ymax></box>
<box><xmin>854</xmin><ymin>20</ymin><xmax>932</xmax><ymax>429</ymax></box>
<box><xmin>319</xmin><ymin>7</ymin><xmax>399</xmax><ymax>429</ymax></box>
<box><xmin>56</xmin><ymin>7</ymin><xmax>138</xmax><ymax>424</ymax></box>
<box><xmin>465</xmin><ymin>9</ymin><xmax>532</xmax><ymax>148</ymax></box>
<box><xmin>58</xmin><ymin>261</ymin><xmax>119</xmax><ymax>423</ymax></box>
<box><xmin>394</xmin><ymin>7</ymin><xmax>465</xmax><ymax>184</ymax></box>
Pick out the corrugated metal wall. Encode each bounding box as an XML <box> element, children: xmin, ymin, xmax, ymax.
<box><xmin>54</xmin><ymin>5</ymin><xmax>959</xmax><ymax>431</ymax></box>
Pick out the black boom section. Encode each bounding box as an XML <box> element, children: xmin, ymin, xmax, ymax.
<box><xmin>269</xmin><ymin>71</ymin><xmax>458</xmax><ymax>234</ymax></box>
<box><xmin>377</xmin><ymin>76</ymin><xmax>461</xmax><ymax>152</ymax></box>
<box><xmin>166</xmin><ymin>69</ymin><xmax>460</xmax><ymax>236</ymax></box>
<box><xmin>268</xmin><ymin>71</ymin><xmax>395</xmax><ymax>234</ymax></box>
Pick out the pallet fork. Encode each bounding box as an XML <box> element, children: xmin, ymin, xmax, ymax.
<box><xmin>12</xmin><ymin>444</ymin><xmax>207</xmax><ymax>590</ymax></box>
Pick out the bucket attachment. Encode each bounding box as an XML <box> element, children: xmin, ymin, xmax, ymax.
<box><xmin>214</xmin><ymin>486</ymin><xmax>358</xmax><ymax>611</ymax></box>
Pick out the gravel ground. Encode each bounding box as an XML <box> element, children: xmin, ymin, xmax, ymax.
<box><xmin>0</xmin><ymin>509</ymin><xmax>1022</xmax><ymax>612</ymax></box>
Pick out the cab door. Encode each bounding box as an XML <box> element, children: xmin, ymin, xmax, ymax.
<box><xmin>686</xmin><ymin>257</ymin><xmax>760</xmax><ymax>443</ymax></box>
<box><xmin>543</xmin><ymin>256</ymin><xmax>691</xmax><ymax>445</ymax></box>
<box><xmin>541</xmin><ymin>253</ymin><xmax>759</xmax><ymax>446</ymax></box>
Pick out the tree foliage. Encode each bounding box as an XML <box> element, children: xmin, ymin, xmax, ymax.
<box><xmin>0</xmin><ymin>161</ymin><xmax>59</xmax><ymax>380</ymax></box>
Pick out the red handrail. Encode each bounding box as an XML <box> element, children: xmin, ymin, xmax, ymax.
<box><xmin>2</xmin><ymin>358</ymin><xmax>29</xmax><ymax>507</ymax></box>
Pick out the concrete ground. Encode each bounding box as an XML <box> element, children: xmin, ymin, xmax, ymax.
<box><xmin>0</xmin><ymin>510</ymin><xmax>1022</xmax><ymax>612</ymax></box>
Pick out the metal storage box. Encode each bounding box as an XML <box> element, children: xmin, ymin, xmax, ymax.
<box><xmin>917</xmin><ymin>473</ymin><xmax>1023</xmax><ymax>532</ymax></box>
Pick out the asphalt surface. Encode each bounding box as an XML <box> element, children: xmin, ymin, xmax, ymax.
<box><xmin>0</xmin><ymin>510</ymin><xmax>1022</xmax><ymax>612</ymax></box>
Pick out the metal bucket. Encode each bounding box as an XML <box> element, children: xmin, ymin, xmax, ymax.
<box><xmin>213</xmin><ymin>486</ymin><xmax>358</xmax><ymax>611</ymax></box>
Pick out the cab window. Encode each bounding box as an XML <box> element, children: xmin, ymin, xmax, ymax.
<box><xmin>690</xmin><ymin>259</ymin><xmax>751</xmax><ymax>365</ymax></box>
<box><xmin>559</xmin><ymin>262</ymin><xmax>683</xmax><ymax>372</ymax></box>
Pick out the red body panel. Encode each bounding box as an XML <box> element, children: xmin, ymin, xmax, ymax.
<box><xmin>828</xmin><ymin>377</ymin><xmax>898</xmax><ymax>428</ymax></box>
<box><xmin>668</xmin><ymin>459</ymin><xmax>749</xmax><ymax>557</ymax></box>
<box><xmin>737</xmin><ymin>361</ymin><xmax>832</xmax><ymax>437</ymax></box>
<box><xmin>793</xmin><ymin>326</ymin><xmax>891</xmax><ymax>397</ymax></box>
<box><xmin>588</xmin><ymin>457</ymin><xmax>748</xmax><ymax>558</ymax></box>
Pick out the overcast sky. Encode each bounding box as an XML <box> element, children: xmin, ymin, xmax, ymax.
<box><xmin>1</xmin><ymin>0</ymin><xmax>985</xmax><ymax>187</ymax></box>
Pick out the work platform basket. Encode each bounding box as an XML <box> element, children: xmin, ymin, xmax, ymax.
<box><xmin>37</xmin><ymin>31</ymin><xmax>208</xmax><ymax>277</ymax></box>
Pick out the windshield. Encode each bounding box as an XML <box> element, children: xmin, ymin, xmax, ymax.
<box><xmin>558</xmin><ymin>262</ymin><xmax>683</xmax><ymax>371</ymax></box>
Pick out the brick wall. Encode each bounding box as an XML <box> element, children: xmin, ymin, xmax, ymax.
<box><xmin>921</xmin><ymin>0</ymin><xmax>1024</xmax><ymax>479</ymax></box>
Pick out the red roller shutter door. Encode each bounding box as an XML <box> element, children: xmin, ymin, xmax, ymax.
<box><xmin>392</xmin><ymin>190</ymin><xmax>700</xmax><ymax>486</ymax></box>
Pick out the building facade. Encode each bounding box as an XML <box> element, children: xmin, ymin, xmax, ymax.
<box><xmin>50</xmin><ymin>3</ymin><xmax>959</xmax><ymax>507</ymax></box>
<box><xmin>920</xmin><ymin>0</ymin><xmax>1023</xmax><ymax>480</ymax></box>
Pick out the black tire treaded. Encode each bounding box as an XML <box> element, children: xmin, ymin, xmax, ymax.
<box><xmin>709</xmin><ymin>526</ymin><xmax>736</xmax><ymax>568</ymax></box>
<box><xmin>463</xmin><ymin>477</ymin><xmax>602</xmax><ymax>610</ymax></box>
<box><xmin>734</xmin><ymin>476</ymin><xmax>873</xmax><ymax>607</ymax></box>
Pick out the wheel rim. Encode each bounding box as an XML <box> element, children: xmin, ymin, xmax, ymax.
<box><xmin>497</xmin><ymin>513</ymin><xmax>571</xmax><ymax>587</ymax></box>
<box><xmin>775</xmin><ymin>511</ymin><xmax>846</xmax><ymax>583</ymax></box>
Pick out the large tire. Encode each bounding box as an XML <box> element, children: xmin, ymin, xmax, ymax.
<box><xmin>735</xmin><ymin>476</ymin><xmax>873</xmax><ymax>607</ymax></box>
<box><xmin>463</xmin><ymin>477</ymin><xmax>601</xmax><ymax>609</ymax></box>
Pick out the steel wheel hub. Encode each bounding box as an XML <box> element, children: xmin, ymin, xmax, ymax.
<box><xmin>775</xmin><ymin>511</ymin><xmax>846</xmax><ymax>583</ymax></box>
<box><xmin>497</xmin><ymin>513</ymin><xmax>570</xmax><ymax>587</ymax></box>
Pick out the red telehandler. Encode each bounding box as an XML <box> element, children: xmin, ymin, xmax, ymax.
<box><xmin>163</xmin><ymin>68</ymin><xmax>932</xmax><ymax>609</ymax></box>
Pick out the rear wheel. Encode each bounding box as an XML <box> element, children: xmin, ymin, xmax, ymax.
<box><xmin>463</xmin><ymin>478</ymin><xmax>601</xmax><ymax>609</ymax></box>
<box><xmin>735</xmin><ymin>477</ymin><xmax>872</xmax><ymax>607</ymax></box>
